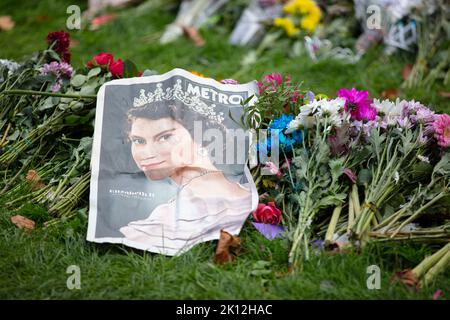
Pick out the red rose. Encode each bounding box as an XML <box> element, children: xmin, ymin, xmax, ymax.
<box><xmin>253</xmin><ymin>202</ymin><xmax>282</xmax><ymax>225</ymax></box>
<box><xmin>109</xmin><ymin>59</ymin><xmax>124</xmax><ymax>78</ymax></box>
<box><xmin>94</xmin><ymin>52</ymin><xmax>114</xmax><ymax>67</ymax></box>
<box><xmin>86</xmin><ymin>60</ymin><xmax>94</xmax><ymax>69</ymax></box>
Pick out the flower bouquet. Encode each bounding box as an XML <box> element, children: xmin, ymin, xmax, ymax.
<box><xmin>245</xmin><ymin>72</ymin><xmax>449</xmax><ymax>270</ymax></box>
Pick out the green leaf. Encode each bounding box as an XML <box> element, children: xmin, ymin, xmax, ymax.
<box><xmin>253</xmin><ymin>260</ymin><xmax>271</xmax><ymax>269</ymax></box>
<box><xmin>123</xmin><ymin>59</ymin><xmax>139</xmax><ymax>78</ymax></box>
<box><xmin>250</xmin><ymin>269</ymin><xmax>272</xmax><ymax>276</ymax></box>
<box><xmin>87</xmin><ymin>67</ymin><xmax>102</xmax><ymax>79</ymax></box>
<box><xmin>80</xmin><ymin>85</ymin><xmax>96</xmax><ymax>95</ymax></box>
<box><xmin>7</xmin><ymin>129</ymin><xmax>20</xmax><ymax>141</ymax></box>
<box><xmin>358</xmin><ymin>168</ymin><xmax>372</xmax><ymax>185</ymax></box>
<box><xmin>329</xmin><ymin>157</ymin><xmax>345</xmax><ymax>183</ymax></box>
<box><xmin>38</xmin><ymin>97</ymin><xmax>56</xmax><ymax>111</ymax></box>
<box><xmin>71</xmin><ymin>74</ymin><xmax>87</xmax><ymax>87</ymax></box>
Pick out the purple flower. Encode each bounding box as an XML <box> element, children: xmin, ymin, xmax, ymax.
<box><xmin>50</xmin><ymin>80</ymin><xmax>62</xmax><ymax>92</ymax></box>
<box><xmin>40</xmin><ymin>61</ymin><xmax>72</xmax><ymax>93</ymax></box>
<box><xmin>59</xmin><ymin>62</ymin><xmax>73</xmax><ymax>77</ymax></box>
<box><xmin>305</xmin><ymin>91</ymin><xmax>315</xmax><ymax>102</ymax></box>
<box><xmin>337</xmin><ymin>88</ymin><xmax>376</xmax><ymax>121</ymax></box>
<box><xmin>40</xmin><ymin>61</ymin><xmax>72</xmax><ymax>78</ymax></box>
<box><xmin>220</xmin><ymin>78</ymin><xmax>239</xmax><ymax>85</ymax></box>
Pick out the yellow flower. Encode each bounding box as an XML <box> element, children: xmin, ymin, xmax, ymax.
<box><xmin>300</xmin><ymin>17</ymin><xmax>318</xmax><ymax>32</ymax></box>
<box><xmin>283</xmin><ymin>1</ymin><xmax>298</xmax><ymax>15</ymax></box>
<box><xmin>274</xmin><ymin>17</ymin><xmax>300</xmax><ymax>37</ymax></box>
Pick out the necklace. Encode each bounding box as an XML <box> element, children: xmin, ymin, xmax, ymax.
<box><xmin>179</xmin><ymin>169</ymin><xmax>222</xmax><ymax>190</ymax></box>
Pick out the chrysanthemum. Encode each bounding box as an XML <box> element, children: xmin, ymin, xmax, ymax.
<box><xmin>433</xmin><ymin>114</ymin><xmax>450</xmax><ymax>148</ymax></box>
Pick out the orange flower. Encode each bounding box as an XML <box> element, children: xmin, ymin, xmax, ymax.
<box><xmin>191</xmin><ymin>71</ymin><xmax>207</xmax><ymax>78</ymax></box>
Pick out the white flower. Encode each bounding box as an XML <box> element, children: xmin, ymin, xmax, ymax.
<box><xmin>394</xmin><ymin>171</ymin><xmax>399</xmax><ymax>184</ymax></box>
<box><xmin>373</xmin><ymin>98</ymin><xmax>406</xmax><ymax>126</ymax></box>
<box><xmin>373</xmin><ymin>98</ymin><xmax>405</xmax><ymax>117</ymax></box>
<box><xmin>285</xmin><ymin>118</ymin><xmax>302</xmax><ymax>133</ymax></box>
<box><xmin>417</xmin><ymin>155</ymin><xmax>430</xmax><ymax>163</ymax></box>
<box><xmin>316</xmin><ymin>98</ymin><xmax>345</xmax><ymax>117</ymax></box>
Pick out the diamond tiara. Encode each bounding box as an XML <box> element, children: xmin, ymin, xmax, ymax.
<box><xmin>133</xmin><ymin>79</ymin><xmax>225</xmax><ymax>125</ymax></box>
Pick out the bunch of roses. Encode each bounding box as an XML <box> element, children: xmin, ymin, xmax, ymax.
<box><xmin>47</xmin><ymin>31</ymin><xmax>71</xmax><ymax>63</ymax></box>
<box><xmin>86</xmin><ymin>52</ymin><xmax>124</xmax><ymax>78</ymax></box>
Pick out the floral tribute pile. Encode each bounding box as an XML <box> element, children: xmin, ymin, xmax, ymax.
<box><xmin>0</xmin><ymin>31</ymin><xmax>143</xmax><ymax>227</ymax></box>
<box><xmin>0</xmin><ymin>31</ymin><xmax>448</xmax><ymax>287</ymax></box>
<box><xmin>244</xmin><ymin>72</ymin><xmax>449</xmax><ymax>285</ymax></box>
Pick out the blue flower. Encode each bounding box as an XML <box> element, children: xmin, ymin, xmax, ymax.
<box><xmin>257</xmin><ymin>114</ymin><xmax>304</xmax><ymax>153</ymax></box>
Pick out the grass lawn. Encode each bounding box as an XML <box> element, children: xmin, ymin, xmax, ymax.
<box><xmin>0</xmin><ymin>0</ymin><xmax>449</xmax><ymax>299</ymax></box>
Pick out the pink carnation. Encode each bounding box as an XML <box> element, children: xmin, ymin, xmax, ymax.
<box><xmin>433</xmin><ymin>114</ymin><xmax>450</xmax><ymax>148</ymax></box>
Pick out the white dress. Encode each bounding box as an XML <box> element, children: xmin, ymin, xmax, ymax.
<box><xmin>119</xmin><ymin>182</ymin><xmax>254</xmax><ymax>256</ymax></box>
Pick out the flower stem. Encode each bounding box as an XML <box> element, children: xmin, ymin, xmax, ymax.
<box><xmin>2</xmin><ymin>89</ymin><xmax>96</xmax><ymax>99</ymax></box>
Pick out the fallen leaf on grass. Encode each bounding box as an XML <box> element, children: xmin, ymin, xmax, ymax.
<box><xmin>69</xmin><ymin>39</ymin><xmax>80</xmax><ymax>49</ymax></box>
<box><xmin>438</xmin><ymin>92</ymin><xmax>450</xmax><ymax>98</ymax></box>
<box><xmin>402</xmin><ymin>64</ymin><xmax>413</xmax><ymax>80</ymax></box>
<box><xmin>0</xmin><ymin>16</ymin><xmax>15</xmax><ymax>31</ymax></box>
<box><xmin>181</xmin><ymin>25</ymin><xmax>205</xmax><ymax>47</ymax></box>
<box><xmin>11</xmin><ymin>215</ymin><xmax>35</xmax><ymax>230</ymax></box>
<box><xmin>381</xmin><ymin>88</ymin><xmax>400</xmax><ymax>100</ymax></box>
<box><xmin>33</xmin><ymin>15</ymin><xmax>49</xmax><ymax>23</ymax></box>
<box><xmin>214</xmin><ymin>229</ymin><xmax>241</xmax><ymax>265</ymax></box>
<box><xmin>26</xmin><ymin>170</ymin><xmax>46</xmax><ymax>190</ymax></box>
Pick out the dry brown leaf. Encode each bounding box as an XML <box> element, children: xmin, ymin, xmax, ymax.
<box><xmin>69</xmin><ymin>39</ymin><xmax>80</xmax><ymax>49</ymax></box>
<box><xmin>33</xmin><ymin>15</ymin><xmax>49</xmax><ymax>23</ymax></box>
<box><xmin>214</xmin><ymin>229</ymin><xmax>241</xmax><ymax>265</ymax></box>
<box><xmin>381</xmin><ymin>88</ymin><xmax>400</xmax><ymax>100</ymax></box>
<box><xmin>391</xmin><ymin>269</ymin><xmax>420</xmax><ymax>288</ymax></box>
<box><xmin>25</xmin><ymin>170</ymin><xmax>46</xmax><ymax>191</ymax></box>
<box><xmin>0</xmin><ymin>16</ymin><xmax>15</xmax><ymax>31</ymax></box>
<box><xmin>402</xmin><ymin>64</ymin><xmax>413</xmax><ymax>80</ymax></box>
<box><xmin>181</xmin><ymin>25</ymin><xmax>205</xmax><ymax>47</ymax></box>
<box><xmin>11</xmin><ymin>215</ymin><xmax>35</xmax><ymax>230</ymax></box>
<box><xmin>438</xmin><ymin>91</ymin><xmax>450</xmax><ymax>98</ymax></box>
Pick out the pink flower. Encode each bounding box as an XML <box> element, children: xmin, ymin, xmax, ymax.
<box><xmin>337</xmin><ymin>88</ymin><xmax>376</xmax><ymax>121</ymax></box>
<box><xmin>258</xmin><ymin>73</ymin><xmax>290</xmax><ymax>94</ymax></box>
<box><xmin>91</xmin><ymin>13</ymin><xmax>117</xmax><ymax>30</ymax></box>
<box><xmin>109</xmin><ymin>59</ymin><xmax>124</xmax><ymax>78</ymax></box>
<box><xmin>264</xmin><ymin>161</ymin><xmax>281</xmax><ymax>177</ymax></box>
<box><xmin>253</xmin><ymin>202</ymin><xmax>282</xmax><ymax>225</ymax></box>
<box><xmin>433</xmin><ymin>114</ymin><xmax>450</xmax><ymax>148</ymax></box>
<box><xmin>432</xmin><ymin>289</ymin><xmax>442</xmax><ymax>300</ymax></box>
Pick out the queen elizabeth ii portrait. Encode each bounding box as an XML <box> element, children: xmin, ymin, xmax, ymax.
<box><xmin>87</xmin><ymin>69</ymin><xmax>258</xmax><ymax>256</ymax></box>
